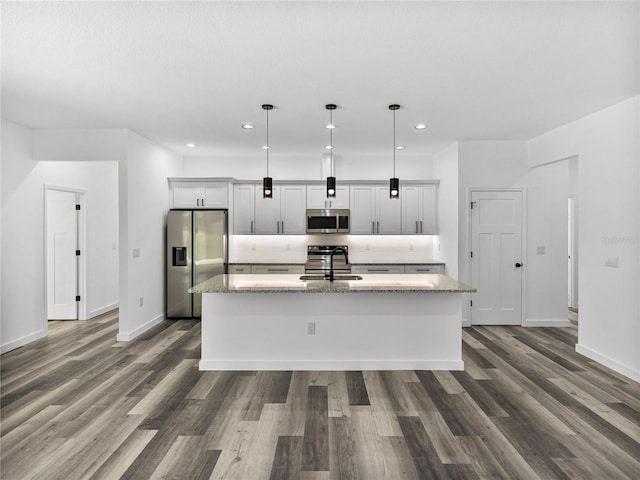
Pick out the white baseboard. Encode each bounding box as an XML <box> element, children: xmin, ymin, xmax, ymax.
<box><xmin>88</xmin><ymin>302</ymin><xmax>119</xmax><ymax>319</ymax></box>
<box><xmin>199</xmin><ymin>359</ymin><xmax>465</xmax><ymax>371</ymax></box>
<box><xmin>576</xmin><ymin>343</ymin><xmax>640</xmax><ymax>382</ymax></box>
<box><xmin>523</xmin><ymin>318</ymin><xmax>571</xmax><ymax>327</ymax></box>
<box><xmin>116</xmin><ymin>314</ymin><xmax>165</xmax><ymax>342</ymax></box>
<box><xmin>462</xmin><ymin>317</ymin><xmax>471</xmax><ymax>327</ymax></box>
<box><xmin>1</xmin><ymin>329</ymin><xmax>47</xmax><ymax>354</ymax></box>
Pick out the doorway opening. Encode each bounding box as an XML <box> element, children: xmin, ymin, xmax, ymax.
<box><xmin>45</xmin><ymin>185</ymin><xmax>86</xmax><ymax>322</ymax></box>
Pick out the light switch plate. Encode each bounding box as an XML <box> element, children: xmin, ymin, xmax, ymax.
<box><xmin>132</xmin><ymin>248</ymin><xmax>140</xmax><ymax>258</ymax></box>
<box><xmin>536</xmin><ymin>246</ymin><xmax>545</xmax><ymax>255</ymax></box>
<box><xmin>605</xmin><ymin>256</ymin><xmax>619</xmax><ymax>268</ymax></box>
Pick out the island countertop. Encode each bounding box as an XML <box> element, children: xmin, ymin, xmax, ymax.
<box><xmin>189</xmin><ymin>273</ymin><xmax>476</xmax><ymax>294</ymax></box>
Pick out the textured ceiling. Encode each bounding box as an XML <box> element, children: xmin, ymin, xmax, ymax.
<box><xmin>2</xmin><ymin>1</ymin><xmax>638</xmax><ymax>158</ymax></box>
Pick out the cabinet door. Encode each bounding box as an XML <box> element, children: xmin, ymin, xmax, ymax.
<box><xmin>233</xmin><ymin>185</ymin><xmax>255</xmax><ymax>234</ymax></box>
<box><xmin>375</xmin><ymin>186</ymin><xmax>402</xmax><ymax>234</ymax></box>
<box><xmin>349</xmin><ymin>185</ymin><xmax>376</xmax><ymax>234</ymax></box>
<box><xmin>330</xmin><ymin>186</ymin><xmax>350</xmax><ymax>209</ymax></box>
<box><xmin>280</xmin><ymin>185</ymin><xmax>306</xmax><ymax>234</ymax></box>
<box><xmin>172</xmin><ymin>182</ymin><xmax>201</xmax><ymax>208</ymax></box>
<box><xmin>254</xmin><ymin>186</ymin><xmax>281</xmax><ymax>234</ymax></box>
<box><xmin>306</xmin><ymin>185</ymin><xmax>349</xmax><ymax>209</ymax></box>
<box><xmin>401</xmin><ymin>185</ymin><xmax>421</xmax><ymax>234</ymax></box>
<box><xmin>420</xmin><ymin>185</ymin><xmax>438</xmax><ymax>234</ymax></box>
<box><xmin>307</xmin><ymin>185</ymin><xmax>329</xmax><ymax>209</ymax></box>
<box><xmin>201</xmin><ymin>182</ymin><xmax>228</xmax><ymax>208</ymax></box>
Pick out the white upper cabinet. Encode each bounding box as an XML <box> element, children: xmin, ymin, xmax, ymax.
<box><xmin>233</xmin><ymin>184</ymin><xmax>256</xmax><ymax>234</ymax></box>
<box><xmin>306</xmin><ymin>185</ymin><xmax>350</xmax><ymax>209</ymax></box>
<box><xmin>254</xmin><ymin>184</ymin><xmax>306</xmax><ymax>235</ymax></box>
<box><xmin>401</xmin><ymin>184</ymin><xmax>437</xmax><ymax>234</ymax></box>
<box><xmin>172</xmin><ymin>181</ymin><xmax>228</xmax><ymax>209</ymax></box>
<box><xmin>350</xmin><ymin>185</ymin><xmax>402</xmax><ymax>234</ymax></box>
<box><xmin>280</xmin><ymin>185</ymin><xmax>307</xmax><ymax>234</ymax></box>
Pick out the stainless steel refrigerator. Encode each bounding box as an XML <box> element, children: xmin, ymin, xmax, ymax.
<box><xmin>166</xmin><ymin>209</ymin><xmax>228</xmax><ymax>318</ymax></box>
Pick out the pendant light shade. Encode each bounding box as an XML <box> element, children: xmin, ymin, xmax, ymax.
<box><xmin>389</xmin><ymin>104</ymin><xmax>400</xmax><ymax>199</ymax></box>
<box><xmin>326</xmin><ymin>104</ymin><xmax>337</xmax><ymax>198</ymax></box>
<box><xmin>262</xmin><ymin>104</ymin><xmax>274</xmax><ymax>199</ymax></box>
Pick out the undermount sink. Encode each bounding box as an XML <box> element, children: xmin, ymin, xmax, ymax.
<box><xmin>299</xmin><ymin>274</ymin><xmax>363</xmax><ymax>281</ymax></box>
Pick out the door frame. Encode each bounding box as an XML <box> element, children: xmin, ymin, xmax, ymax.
<box><xmin>44</xmin><ymin>184</ymin><xmax>87</xmax><ymax>325</ymax></box>
<box><xmin>467</xmin><ymin>187</ymin><xmax>527</xmax><ymax>326</ymax></box>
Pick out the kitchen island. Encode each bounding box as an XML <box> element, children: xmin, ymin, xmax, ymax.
<box><xmin>190</xmin><ymin>274</ymin><xmax>475</xmax><ymax>371</ymax></box>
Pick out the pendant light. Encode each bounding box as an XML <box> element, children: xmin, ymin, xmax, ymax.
<box><xmin>389</xmin><ymin>104</ymin><xmax>400</xmax><ymax>199</ymax></box>
<box><xmin>326</xmin><ymin>104</ymin><xmax>337</xmax><ymax>198</ymax></box>
<box><xmin>262</xmin><ymin>104</ymin><xmax>274</xmax><ymax>198</ymax></box>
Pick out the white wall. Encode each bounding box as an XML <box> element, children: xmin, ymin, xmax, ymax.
<box><xmin>183</xmin><ymin>153</ymin><xmax>432</xmax><ymax>180</ymax></box>
<box><xmin>458</xmin><ymin>141</ymin><xmax>570</xmax><ymax>326</ymax></box>
<box><xmin>117</xmin><ymin>132</ymin><xmax>183</xmax><ymax>341</ymax></box>
<box><xmin>432</xmin><ymin>142</ymin><xmax>459</xmax><ymax>278</ymax></box>
<box><xmin>1</xmin><ymin>119</ymin><xmax>119</xmax><ymax>353</ymax></box>
<box><xmin>528</xmin><ymin>95</ymin><xmax>640</xmax><ymax>381</ymax></box>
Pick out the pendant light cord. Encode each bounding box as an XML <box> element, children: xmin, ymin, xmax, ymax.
<box><xmin>266</xmin><ymin>108</ymin><xmax>269</xmax><ymax>177</ymax></box>
<box><xmin>330</xmin><ymin>109</ymin><xmax>334</xmax><ymax>177</ymax></box>
<box><xmin>393</xmin><ymin>108</ymin><xmax>396</xmax><ymax>178</ymax></box>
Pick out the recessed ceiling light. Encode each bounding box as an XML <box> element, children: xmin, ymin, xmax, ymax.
<box><xmin>415</xmin><ymin>124</ymin><xmax>429</xmax><ymax>130</ymax></box>
<box><xmin>396</xmin><ymin>145</ymin><xmax>405</xmax><ymax>150</ymax></box>
<box><xmin>325</xmin><ymin>145</ymin><xmax>333</xmax><ymax>150</ymax></box>
<box><xmin>186</xmin><ymin>143</ymin><xmax>195</xmax><ymax>148</ymax></box>
<box><xmin>261</xmin><ymin>145</ymin><xmax>269</xmax><ymax>150</ymax></box>
<box><xmin>326</xmin><ymin>124</ymin><xmax>336</xmax><ymax>129</ymax></box>
<box><xmin>242</xmin><ymin>124</ymin><xmax>254</xmax><ymax>129</ymax></box>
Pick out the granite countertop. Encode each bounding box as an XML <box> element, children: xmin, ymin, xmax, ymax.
<box><xmin>350</xmin><ymin>262</ymin><xmax>445</xmax><ymax>265</ymax></box>
<box><xmin>189</xmin><ymin>274</ymin><xmax>476</xmax><ymax>294</ymax></box>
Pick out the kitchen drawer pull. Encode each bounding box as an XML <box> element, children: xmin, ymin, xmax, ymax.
<box><xmin>268</xmin><ymin>268</ymin><xmax>289</xmax><ymax>272</ymax></box>
<box><xmin>369</xmin><ymin>269</ymin><xmax>389</xmax><ymax>272</ymax></box>
<box><xmin>415</xmin><ymin>269</ymin><xmax>433</xmax><ymax>272</ymax></box>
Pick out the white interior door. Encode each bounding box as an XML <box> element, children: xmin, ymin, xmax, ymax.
<box><xmin>47</xmin><ymin>190</ymin><xmax>78</xmax><ymax>320</ymax></box>
<box><xmin>471</xmin><ymin>190</ymin><xmax>523</xmax><ymax>325</ymax></box>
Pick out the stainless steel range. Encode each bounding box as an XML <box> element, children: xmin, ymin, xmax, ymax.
<box><xmin>305</xmin><ymin>245</ymin><xmax>350</xmax><ymax>275</ymax></box>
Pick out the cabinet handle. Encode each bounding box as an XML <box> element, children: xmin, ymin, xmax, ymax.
<box><xmin>268</xmin><ymin>268</ymin><xmax>288</xmax><ymax>272</ymax></box>
<box><xmin>372</xmin><ymin>221</ymin><xmax>375</xmax><ymax>234</ymax></box>
<box><xmin>420</xmin><ymin>221</ymin><xmax>423</xmax><ymax>234</ymax></box>
<box><xmin>277</xmin><ymin>221</ymin><xmax>280</xmax><ymax>234</ymax></box>
<box><xmin>415</xmin><ymin>269</ymin><xmax>433</xmax><ymax>272</ymax></box>
<box><xmin>250</xmin><ymin>220</ymin><xmax>254</xmax><ymax>234</ymax></box>
<box><xmin>377</xmin><ymin>221</ymin><xmax>380</xmax><ymax>234</ymax></box>
<box><xmin>416</xmin><ymin>221</ymin><xmax>419</xmax><ymax>234</ymax></box>
<box><xmin>196</xmin><ymin>198</ymin><xmax>200</xmax><ymax>207</ymax></box>
<box><xmin>281</xmin><ymin>221</ymin><xmax>284</xmax><ymax>233</ymax></box>
<box><xmin>369</xmin><ymin>269</ymin><xmax>389</xmax><ymax>272</ymax></box>
<box><xmin>201</xmin><ymin>198</ymin><xmax>205</xmax><ymax>206</ymax></box>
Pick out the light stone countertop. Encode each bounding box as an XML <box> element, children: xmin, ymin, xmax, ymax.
<box><xmin>189</xmin><ymin>273</ymin><xmax>476</xmax><ymax>294</ymax></box>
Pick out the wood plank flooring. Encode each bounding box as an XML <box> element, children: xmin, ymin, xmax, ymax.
<box><xmin>1</xmin><ymin>310</ymin><xmax>639</xmax><ymax>479</ymax></box>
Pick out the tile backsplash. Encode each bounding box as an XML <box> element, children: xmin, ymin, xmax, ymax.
<box><xmin>229</xmin><ymin>234</ymin><xmax>438</xmax><ymax>264</ymax></box>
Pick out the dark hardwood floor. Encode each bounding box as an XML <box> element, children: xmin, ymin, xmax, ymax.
<box><xmin>1</xmin><ymin>310</ymin><xmax>639</xmax><ymax>479</ymax></box>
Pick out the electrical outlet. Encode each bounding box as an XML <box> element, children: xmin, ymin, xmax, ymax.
<box><xmin>536</xmin><ymin>246</ymin><xmax>546</xmax><ymax>255</ymax></box>
<box><xmin>139</xmin><ymin>297</ymin><xmax>144</xmax><ymax>307</ymax></box>
<box><xmin>409</xmin><ymin>244</ymin><xmax>414</xmax><ymax>250</ymax></box>
<box><xmin>307</xmin><ymin>322</ymin><xmax>316</xmax><ymax>335</ymax></box>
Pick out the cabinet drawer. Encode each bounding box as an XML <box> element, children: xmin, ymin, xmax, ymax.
<box><xmin>250</xmin><ymin>265</ymin><xmax>305</xmax><ymax>274</ymax></box>
<box><xmin>229</xmin><ymin>265</ymin><xmax>251</xmax><ymax>274</ymax></box>
<box><xmin>351</xmin><ymin>265</ymin><xmax>405</xmax><ymax>274</ymax></box>
<box><xmin>405</xmin><ymin>264</ymin><xmax>444</xmax><ymax>274</ymax></box>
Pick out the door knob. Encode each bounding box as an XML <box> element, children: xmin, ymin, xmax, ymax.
<box><xmin>515</xmin><ymin>262</ymin><xmax>523</xmax><ymax>268</ymax></box>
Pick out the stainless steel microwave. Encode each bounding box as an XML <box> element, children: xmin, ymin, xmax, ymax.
<box><xmin>306</xmin><ymin>209</ymin><xmax>350</xmax><ymax>234</ymax></box>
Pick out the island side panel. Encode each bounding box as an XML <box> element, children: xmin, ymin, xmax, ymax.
<box><xmin>199</xmin><ymin>292</ymin><xmax>463</xmax><ymax>371</ymax></box>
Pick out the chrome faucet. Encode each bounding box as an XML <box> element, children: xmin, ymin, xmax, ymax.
<box><xmin>327</xmin><ymin>247</ymin><xmax>349</xmax><ymax>281</ymax></box>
